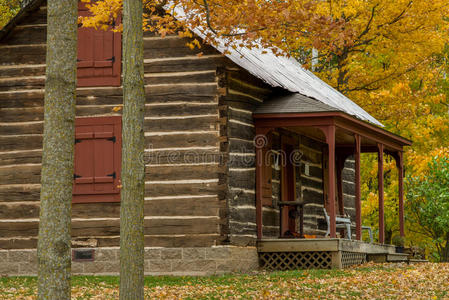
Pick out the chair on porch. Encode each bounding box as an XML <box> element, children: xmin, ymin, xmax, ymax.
<box><xmin>323</xmin><ymin>208</ymin><xmax>373</xmax><ymax>243</ymax></box>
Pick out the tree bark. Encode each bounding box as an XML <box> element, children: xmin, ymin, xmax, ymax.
<box><xmin>120</xmin><ymin>0</ymin><xmax>145</xmax><ymax>299</ymax></box>
<box><xmin>37</xmin><ymin>0</ymin><xmax>77</xmax><ymax>299</ymax></box>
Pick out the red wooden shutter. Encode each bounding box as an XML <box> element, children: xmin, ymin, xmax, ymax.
<box><xmin>77</xmin><ymin>2</ymin><xmax>121</xmax><ymax>87</ymax></box>
<box><xmin>73</xmin><ymin>116</ymin><xmax>122</xmax><ymax>203</ymax></box>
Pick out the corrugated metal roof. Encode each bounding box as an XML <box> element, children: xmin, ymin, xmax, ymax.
<box><xmin>174</xmin><ymin>7</ymin><xmax>382</xmax><ymax>127</ymax></box>
<box><xmin>255</xmin><ymin>93</ymin><xmax>340</xmax><ymax>114</ymax></box>
<box><xmin>3</xmin><ymin>2</ymin><xmax>381</xmax><ymax>126</ymax></box>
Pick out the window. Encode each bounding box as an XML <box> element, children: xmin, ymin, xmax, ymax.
<box><xmin>77</xmin><ymin>2</ymin><xmax>121</xmax><ymax>87</ymax></box>
<box><xmin>73</xmin><ymin>116</ymin><xmax>121</xmax><ymax>203</ymax></box>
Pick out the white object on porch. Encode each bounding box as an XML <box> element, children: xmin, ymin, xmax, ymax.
<box><xmin>323</xmin><ymin>208</ymin><xmax>373</xmax><ymax>243</ymax></box>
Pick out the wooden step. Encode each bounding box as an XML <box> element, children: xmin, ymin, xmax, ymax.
<box><xmin>387</xmin><ymin>253</ymin><xmax>409</xmax><ymax>262</ymax></box>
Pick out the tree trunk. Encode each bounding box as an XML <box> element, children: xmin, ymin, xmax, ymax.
<box><xmin>120</xmin><ymin>0</ymin><xmax>145</xmax><ymax>299</ymax></box>
<box><xmin>37</xmin><ymin>0</ymin><xmax>78</xmax><ymax>299</ymax></box>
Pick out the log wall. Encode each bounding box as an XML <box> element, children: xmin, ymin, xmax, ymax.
<box><xmin>0</xmin><ymin>1</ymin><xmax>357</xmax><ymax>250</ymax></box>
<box><xmin>0</xmin><ymin>2</ymin><xmax>231</xmax><ymax>249</ymax></box>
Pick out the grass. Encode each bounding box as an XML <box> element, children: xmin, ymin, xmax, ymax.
<box><xmin>0</xmin><ymin>262</ymin><xmax>448</xmax><ymax>299</ymax></box>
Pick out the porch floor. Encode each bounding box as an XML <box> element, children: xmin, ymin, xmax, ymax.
<box><xmin>257</xmin><ymin>238</ymin><xmax>408</xmax><ymax>269</ymax></box>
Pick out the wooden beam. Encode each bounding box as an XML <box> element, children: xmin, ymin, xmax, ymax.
<box><xmin>355</xmin><ymin>134</ymin><xmax>362</xmax><ymax>241</ymax></box>
<box><xmin>316</xmin><ymin>125</ymin><xmax>336</xmax><ymax>238</ymax></box>
<box><xmin>397</xmin><ymin>151</ymin><xmax>405</xmax><ymax>237</ymax></box>
<box><xmin>255</xmin><ymin>127</ymin><xmax>272</xmax><ymax>239</ymax></box>
<box><xmin>377</xmin><ymin>143</ymin><xmax>385</xmax><ymax>244</ymax></box>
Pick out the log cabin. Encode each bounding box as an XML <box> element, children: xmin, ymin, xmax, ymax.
<box><xmin>0</xmin><ymin>0</ymin><xmax>412</xmax><ymax>275</ymax></box>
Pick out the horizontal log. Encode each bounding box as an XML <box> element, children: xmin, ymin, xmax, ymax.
<box><xmin>0</xmin><ymin>121</ymin><xmax>43</xmax><ymax>135</ymax></box>
<box><xmin>0</xmin><ymin>217</ymin><xmax>221</xmax><ymax>237</ymax></box>
<box><xmin>145</xmin><ymin>71</ymin><xmax>216</xmax><ymax>85</ymax></box>
<box><xmin>0</xmin><ymin>107</ymin><xmax>43</xmax><ymax>122</ymax></box>
<box><xmin>144</xmin><ymin>149</ymin><xmax>220</xmax><ymax>165</ymax></box>
<box><xmin>301</xmin><ymin>163</ymin><xmax>323</xmax><ymax>178</ymax></box>
<box><xmin>146</xmin><ymin>132</ymin><xmax>218</xmax><ymax>149</ymax></box>
<box><xmin>227</xmin><ymin>75</ymin><xmax>272</xmax><ymax>100</ymax></box>
<box><xmin>146</xmin><ymin>103</ymin><xmax>217</xmax><ymax>118</ymax></box>
<box><xmin>0</xmin><ymin>149</ymin><xmax>42</xmax><ymax>166</ymax></box>
<box><xmin>301</xmin><ymin>146</ymin><xmax>323</xmax><ymax>165</ymax></box>
<box><xmin>229</xmin><ymin>207</ymin><xmax>256</xmax><ymax>224</ymax></box>
<box><xmin>143</xmin><ymin>37</ymin><xmax>218</xmax><ymax>59</ymax></box>
<box><xmin>224</xmin><ymin>92</ymin><xmax>263</xmax><ymax>107</ymax></box>
<box><xmin>228</xmin><ymin>171</ymin><xmax>255</xmax><ymax>190</ymax></box>
<box><xmin>16</xmin><ymin>7</ymin><xmax>47</xmax><ymax>26</ymax></box>
<box><xmin>303</xmin><ymin>188</ymin><xmax>324</xmax><ymax>205</ymax></box>
<box><xmin>0</xmin><ymin>196</ymin><xmax>223</xmax><ymax>219</ymax></box>
<box><xmin>263</xmin><ymin>209</ymin><xmax>279</xmax><ymax>226</ymax></box>
<box><xmin>228</xmin><ymin>138</ymin><xmax>255</xmax><ymax>153</ymax></box>
<box><xmin>144</xmin><ymin>55</ymin><xmax>227</xmax><ymax>73</ymax></box>
<box><xmin>227</xmin><ymin>69</ymin><xmax>271</xmax><ymax>93</ymax></box>
<box><xmin>0</xmin><ymin>233</ymin><xmax>224</xmax><ymax>249</ymax></box>
<box><xmin>145</xmin><ymin>84</ymin><xmax>218</xmax><ymax>103</ymax></box>
<box><xmin>228</xmin><ymin>154</ymin><xmax>255</xmax><ymax>169</ymax></box>
<box><xmin>0</xmin><ymin>184</ymin><xmax>40</xmax><ymax>202</ymax></box>
<box><xmin>144</xmin><ymin>115</ymin><xmax>217</xmax><ymax>132</ymax></box>
<box><xmin>228</xmin><ymin>106</ymin><xmax>254</xmax><ymax>124</ymax></box>
<box><xmin>0</xmin><ymin>76</ymin><xmax>42</xmax><ymax>91</ymax></box>
<box><xmin>301</xmin><ymin>176</ymin><xmax>323</xmax><ymax>191</ymax></box>
<box><xmin>6</xmin><ymin>24</ymin><xmax>46</xmax><ymax>45</ymax></box>
<box><xmin>228</xmin><ymin>121</ymin><xmax>255</xmax><ymax>141</ymax></box>
<box><xmin>0</xmin><ymin>164</ymin><xmax>41</xmax><ymax>184</ymax></box>
<box><xmin>0</xmin><ymin>45</ymin><xmax>46</xmax><ymax>65</ymax></box>
<box><xmin>0</xmin><ymin>84</ymin><xmax>218</xmax><ymax>109</ymax></box>
<box><xmin>146</xmin><ymin>164</ymin><xmax>222</xmax><ymax>181</ymax></box>
<box><xmin>302</xmin><ymin>135</ymin><xmax>325</xmax><ymax>150</ymax></box>
<box><xmin>0</xmin><ymin>65</ymin><xmax>46</xmax><ymax>79</ymax></box>
<box><xmin>145</xmin><ymin>181</ymin><xmax>223</xmax><ymax>198</ymax></box>
<box><xmin>229</xmin><ymin>235</ymin><xmax>256</xmax><ymax>247</ymax></box>
<box><xmin>0</xmin><ymin>134</ymin><xmax>42</xmax><ymax>151</ymax></box>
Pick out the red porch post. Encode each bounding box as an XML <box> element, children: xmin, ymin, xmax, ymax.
<box><xmin>397</xmin><ymin>151</ymin><xmax>405</xmax><ymax>237</ymax></box>
<box><xmin>354</xmin><ymin>134</ymin><xmax>362</xmax><ymax>240</ymax></box>
<box><xmin>377</xmin><ymin>143</ymin><xmax>385</xmax><ymax>244</ymax></box>
<box><xmin>319</xmin><ymin>125</ymin><xmax>337</xmax><ymax>238</ymax></box>
<box><xmin>255</xmin><ymin>128</ymin><xmax>271</xmax><ymax>239</ymax></box>
<box><xmin>328</xmin><ymin>126</ymin><xmax>336</xmax><ymax>238</ymax></box>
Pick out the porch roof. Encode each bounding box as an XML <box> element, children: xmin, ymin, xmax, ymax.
<box><xmin>254</xmin><ymin>108</ymin><xmax>412</xmax><ymax>151</ymax></box>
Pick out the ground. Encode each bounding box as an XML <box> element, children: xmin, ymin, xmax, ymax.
<box><xmin>0</xmin><ymin>262</ymin><xmax>448</xmax><ymax>299</ymax></box>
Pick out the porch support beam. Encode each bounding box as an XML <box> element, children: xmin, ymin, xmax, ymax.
<box><xmin>255</xmin><ymin>127</ymin><xmax>272</xmax><ymax>239</ymax></box>
<box><xmin>328</xmin><ymin>126</ymin><xmax>337</xmax><ymax>238</ymax></box>
<box><xmin>377</xmin><ymin>143</ymin><xmax>385</xmax><ymax>244</ymax></box>
<box><xmin>316</xmin><ymin>124</ymin><xmax>337</xmax><ymax>238</ymax></box>
<box><xmin>355</xmin><ymin>134</ymin><xmax>362</xmax><ymax>240</ymax></box>
<box><xmin>397</xmin><ymin>151</ymin><xmax>405</xmax><ymax>237</ymax></box>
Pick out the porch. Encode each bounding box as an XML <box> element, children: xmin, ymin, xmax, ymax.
<box><xmin>257</xmin><ymin>238</ymin><xmax>408</xmax><ymax>270</ymax></box>
<box><xmin>253</xmin><ymin>94</ymin><xmax>412</xmax><ymax>269</ymax></box>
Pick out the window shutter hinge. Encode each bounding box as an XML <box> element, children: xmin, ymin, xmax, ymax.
<box><xmin>107</xmin><ymin>136</ymin><xmax>116</xmax><ymax>143</ymax></box>
<box><xmin>75</xmin><ymin>139</ymin><xmax>81</xmax><ymax>144</ymax></box>
<box><xmin>107</xmin><ymin>172</ymin><xmax>116</xmax><ymax>179</ymax></box>
<box><xmin>74</xmin><ymin>174</ymin><xmax>82</xmax><ymax>179</ymax></box>
<box><xmin>106</xmin><ymin>56</ymin><xmax>115</xmax><ymax>63</ymax></box>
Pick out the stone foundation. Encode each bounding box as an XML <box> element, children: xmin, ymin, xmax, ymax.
<box><xmin>0</xmin><ymin>246</ymin><xmax>259</xmax><ymax>276</ymax></box>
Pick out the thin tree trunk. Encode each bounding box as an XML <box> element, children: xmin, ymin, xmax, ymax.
<box><xmin>120</xmin><ymin>0</ymin><xmax>145</xmax><ymax>299</ymax></box>
<box><xmin>37</xmin><ymin>0</ymin><xmax>78</xmax><ymax>299</ymax></box>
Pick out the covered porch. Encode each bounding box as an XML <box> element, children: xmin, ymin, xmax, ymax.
<box><xmin>253</xmin><ymin>94</ymin><xmax>412</xmax><ymax>268</ymax></box>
